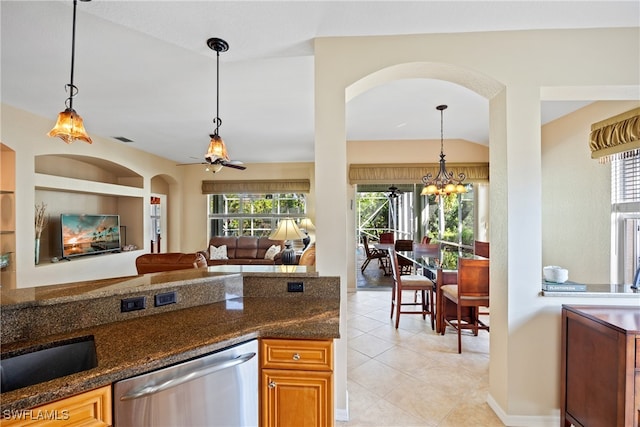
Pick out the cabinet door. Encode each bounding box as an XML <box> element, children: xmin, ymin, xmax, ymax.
<box><xmin>261</xmin><ymin>369</ymin><xmax>332</xmax><ymax>427</ymax></box>
<box><xmin>0</xmin><ymin>385</ymin><xmax>111</xmax><ymax>427</ymax></box>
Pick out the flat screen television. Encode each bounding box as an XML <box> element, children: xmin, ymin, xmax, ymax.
<box><xmin>61</xmin><ymin>214</ymin><xmax>121</xmax><ymax>259</ymax></box>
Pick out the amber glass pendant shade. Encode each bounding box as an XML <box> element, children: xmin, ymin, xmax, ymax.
<box><xmin>206</xmin><ymin>134</ymin><xmax>230</xmax><ymax>162</ymax></box>
<box><xmin>47</xmin><ymin>108</ymin><xmax>93</xmax><ymax>144</ymax></box>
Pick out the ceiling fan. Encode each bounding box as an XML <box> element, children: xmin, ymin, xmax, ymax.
<box><xmin>177</xmin><ymin>157</ymin><xmax>246</xmax><ymax>173</ymax></box>
<box><xmin>386</xmin><ymin>185</ymin><xmax>404</xmax><ymax>199</ymax></box>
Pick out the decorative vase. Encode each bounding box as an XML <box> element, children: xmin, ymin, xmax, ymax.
<box><xmin>35</xmin><ymin>238</ymin><xmax>40</xmax><ymax>265</ymax></box>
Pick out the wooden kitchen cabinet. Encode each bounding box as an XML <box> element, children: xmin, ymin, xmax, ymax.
<box><xmin>0</xmin><ymin>385</ymin><xmax>111</xmax><ymax>426</ymax></box>
<box><xmin>260</xmin><ymin>338</ymin><xmax>334</xmax><ymax>427</ymax></box>
<box><xmin>561</xmin><ymin>305</ymin><xmax>640</xmax><ymax>427</ymax></box>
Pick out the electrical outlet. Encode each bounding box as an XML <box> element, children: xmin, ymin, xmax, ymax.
<box><xmin>287</xmin><ymin>282</ymin><xmax>304</xmax><ymax>292</ymax></box>
<box><xmin>121</xmin><ymin>296</ymin><xmax>146</xmax><ymax>312</ymax></box>
<box><xmin>155</xmin><ymin>291</ymin><xmax>177</xmax><ymax>307</ymax></box>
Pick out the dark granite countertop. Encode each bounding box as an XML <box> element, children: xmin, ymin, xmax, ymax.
<box><xmin>0</xmin><ymin>296</ymin><xmax>340</xmax><ymax>413</ymax></box>
<box><xmin>0</xmin><ymin>269</ymin><xmax>339</xmax><ymax>413</ymax></box>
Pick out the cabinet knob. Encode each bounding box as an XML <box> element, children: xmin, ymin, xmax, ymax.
<box><xmin>268</xmin><ymin>381</ymin><xmax>276</xmax><ymax>389</ymax></box>
<box><xmin>292</xmin><ymin>353</ymin><xmax>301</xmax><ymax>361</ymax></box>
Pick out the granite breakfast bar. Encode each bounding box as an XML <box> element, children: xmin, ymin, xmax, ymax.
<box><xmin>0</xmin><ymin>266</ymin><xmax>341</xmax><ymax>416</ymax></box>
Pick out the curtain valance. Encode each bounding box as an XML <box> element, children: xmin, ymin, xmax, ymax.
<box><xmin>590</xmin><ymin>107</ymin><xmax>640</xmax><ymax>162</ymax></box>
<box><xmin>348</xmin><ymin>163</ymin><xmax>489</xmax><ymax>185</ymax></box>
<box><xmin>202</xmin><ymin>179</ymin><xmax>310</xmax><ymax>194</ymax></box>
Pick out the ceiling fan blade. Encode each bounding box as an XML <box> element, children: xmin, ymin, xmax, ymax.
<box><xmin>222</xmin><ymin>161</ymin><xmax>247</xmax><ymax>170</ymax></box>
<box><xmin>176</xmin><ymin>162</ymin><xmax>207</xmax><ymax>166</ymax></box>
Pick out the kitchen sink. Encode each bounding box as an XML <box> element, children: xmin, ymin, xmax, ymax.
<box><xmin>1</xmin><ymin>335</ymin><xmax>97</xmax><ymax>393</ymax></box>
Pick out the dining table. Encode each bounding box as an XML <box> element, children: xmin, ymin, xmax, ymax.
<box><xmin>376</xmin><ymin>241</ymin><xmax>487</xmax><ymax>334</ymax></box>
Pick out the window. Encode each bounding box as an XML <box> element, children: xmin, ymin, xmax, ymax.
<box><xmin>207</xmin><ymin>193</ymin><xmax>306</xmax><ymax>238</ymax></box>
<box><xmin>611</xmin><ymin>154</ymin><xmax>640</xmax><ymax>284</ymax></box>
<box><xmin>356</xmin><ymin>183</ymin><xmax>476</xmax><ymax>248</ymax></box>
<box><xmin>425</xmin><ymin>185</ymin><xmax>474</xmax><ymax>246</ymax></box>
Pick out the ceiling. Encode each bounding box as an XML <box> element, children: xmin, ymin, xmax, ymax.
<box><xmin>2</xmin><ymin>1</ymin><xmax>637</xmax><ymax>166</ymax></box>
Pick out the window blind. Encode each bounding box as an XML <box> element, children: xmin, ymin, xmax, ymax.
<box><xmin>612</xmin><ymin>153</ymin><xmax>640</xmax><ymax>203</ymax></box>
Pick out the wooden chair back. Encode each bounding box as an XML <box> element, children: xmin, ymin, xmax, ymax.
<box><xmin>362</xmin><ymin>235</ymin><xmax>377</xmax><ymax>258</ymax></box>
<box><xmin>394</xmin><ymin>239</ymin><xmax>413</xmax><ymax>251</ymax></box>
<box><xmin>474</xmin><ymin>240</ymin><xmax>490</xmax><ymax>258</ymax></box>
<box><xmin>457</xmin><ymin>258</ymin><xmax>490</xmax><ymax>302</ymax></box>
<box><xmin>379</xmin><ymin>232</ymin><xmax>394</xmax><ymax>244</ymax></box>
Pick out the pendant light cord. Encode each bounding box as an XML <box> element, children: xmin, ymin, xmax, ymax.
<box><xmin>67</xmin><ymin>0</ymin><xmax>79</xmax><ymax>110</ymax></box>
<box><xmin>214</xmin><ymin>49</ymin><xmax>222</xmax><ymax>134</ymax></box>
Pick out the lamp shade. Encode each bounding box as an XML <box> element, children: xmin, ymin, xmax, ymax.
<box><xmin>269</xmin><ymin>218</ymin><xmax>305</xmax><ymax>241</ymax></box>
<box><xmin>206</xmin><ymin>134</ymin><xmax>230</xmax><ymax>162</ymax></box>
<box><xmin>298</xmin><ymin>218</ymin><xmax>315</xmax><ymax>231</ymax></box>
<box><xmin>47</xmin><ymin>108</ymin><xmax>93</xmax><ymax>144</ymax></box>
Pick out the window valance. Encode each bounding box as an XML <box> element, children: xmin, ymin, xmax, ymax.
<box><xmin>348</xmin><ymin>163</ymin><xmax>489</xmax><ymax>185</ymax></box>
<box><xmin>590</xmin><ymin>107</ymin><xmax>640</xmax><ymax>163</ymax></box>
<box><xmin>202</xmin><ymin>179</ymin><xmax>310</xmax><ymax>194</ymax></box>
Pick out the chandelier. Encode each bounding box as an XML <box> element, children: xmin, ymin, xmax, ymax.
<box><xmin>48</xmin><ymin>0</ymin><xmax>92</xmax><ymax>144</ymax></box>
<box><xmin>420</xmin><ymin>105</ymin><xmax>466</xmax><ymax>196</ymax></box>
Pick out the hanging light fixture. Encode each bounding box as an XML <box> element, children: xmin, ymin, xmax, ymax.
<box><xmin>205</xmin><ymin>38</ymin><xmax>230</xmax><ymax>163</ymax></box>
<box><xmin>203</xmin><ymin>37</ymin><xmax>247</xmax><ymax>172</ymax></box>
<box><xmin>420</xmin><ymin>105</ymin><xmax>467</xmax><ymax>196</ymax></box>
<box><xmin>48</xmin><ymin>0</ymin><xmax>92</xmax><ymax>144</ymax></box>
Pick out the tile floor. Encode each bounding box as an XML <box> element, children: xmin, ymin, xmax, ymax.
<box><xmin>337</xmin><ymin>287</ymin><xmax>503</xmax><ymax>427</ymax></box>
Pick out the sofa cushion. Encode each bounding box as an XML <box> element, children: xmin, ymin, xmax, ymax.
<box><xmin>209</xmin><ymin>245</ymin><xmax>228</xmax><ymax>260</ymax></box>
<box><xmin>235</xmin><ymin>236</ymin><xmax>259</xmax><ymax>259</ymax></box>
<box><xmin>209</xmin><ymin>236</ymin><xmax>238</xmax><ymax>258</ymax></box>
<box><xmin>264</xmin><ymin>245</ymin><xmax>281</xmax><ymax>260</ymax></box>
<box><xmin>257</xmin><ymin>238</ymin><xmax>285</xmax><ymax>259</ymax></box>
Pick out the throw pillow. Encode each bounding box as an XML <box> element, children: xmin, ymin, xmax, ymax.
<box><xmin>264</xmin><ymin>245</ymin><xmax>281</xmax><ymax>260</ymax></box>
<box><xmin>209</xmin><ymin>245</ymin><xmax>228</xmax><ymax>260</ymax></box>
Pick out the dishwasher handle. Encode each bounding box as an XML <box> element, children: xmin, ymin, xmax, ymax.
<box><xmin>119</xmin><ymin>352</ymin><xmax>256</xmax><ymax>401</ymax></box>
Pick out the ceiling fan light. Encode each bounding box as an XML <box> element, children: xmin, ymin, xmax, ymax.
<box><xmin>47</xmin><ymin>108</ymin><xmax>93</xmax><ymax>144</ymax></box>
<box><xmin>206</xmin><ymin>134</ymin><xmax>230</xmax><ymax>162</ymax></box>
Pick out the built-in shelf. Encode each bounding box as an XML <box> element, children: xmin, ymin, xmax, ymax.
<box><xmin>1</xmin><ymin>143</ymin><xmax>16</xmax><ymax>289</ymax></box>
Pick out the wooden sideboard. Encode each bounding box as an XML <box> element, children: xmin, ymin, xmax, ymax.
<box><xmin>561</xmin><ymin>305</ymin><xmax>640</xmax><ymax>427</ymax></box>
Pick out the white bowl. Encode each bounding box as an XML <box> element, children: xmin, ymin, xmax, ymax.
<box><xmin>543</xmin><ymin>266</ymin><xmax>568</xmax><ymax>283</ymax></box>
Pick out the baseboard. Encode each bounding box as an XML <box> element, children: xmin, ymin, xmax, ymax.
<box><xmin>334</xmin><ymin>390</ymin><xmax>349</xmax><ymax>422</ymax></box>
<box><xmin>487</xmin><ymin>393</ymin><xmax>560</xmax><ymax>427</ymax></box>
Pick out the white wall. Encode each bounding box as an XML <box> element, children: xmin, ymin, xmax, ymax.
<box><xmin>542</xmin><ymin>101</ymin><xmax>640</xmax><ymax>284</ymax></box>
<box><xmin>314</xmin><ymin>28</ymin><xmax>640</xmax><ymax>425</ymax></box>
<box><xmin>1</xmin><ymin>104</ymin><xmax>183</xmax><ymax>287</ymax></box>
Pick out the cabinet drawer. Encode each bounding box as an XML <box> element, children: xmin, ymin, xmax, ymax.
<box><xmin>261</xmin><ymin>339</ymin><xmax>333</xmax><ymax>371</ymax></box>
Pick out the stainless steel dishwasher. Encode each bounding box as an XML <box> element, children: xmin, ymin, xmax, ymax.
<box><xmin>113</xmin><ymin>339</ymin><xmax>258</xmax><ymax>427</ymax></box>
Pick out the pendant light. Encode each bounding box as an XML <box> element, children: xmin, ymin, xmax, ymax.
<box><xmin>205</xmin><ymin>37</ymin><xmax>231</xmax><ymax>164</ymax></box>
<box><xmin>47</xmin><ymin>0</ymin><xmax>92</xmax><ymax>144</ymax></box>
<box><xmin>420</xmin><ymin>105</ymin><xmax>467</xmax><ymax>196</ymax></box>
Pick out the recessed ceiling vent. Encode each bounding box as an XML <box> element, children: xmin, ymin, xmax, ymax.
<box><xmin>113</xmin><ymin>136</ymin><xmax>134</xmax><ymax>143</ymax></box>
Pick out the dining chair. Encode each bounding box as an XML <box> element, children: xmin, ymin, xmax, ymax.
<box><xmin>387</xmin><ymin>248</ymin><xmax>435</xmax><ymax>330</ymax></box>
<box><xmin>421</xmin><ymin>236</ymin><xmax>432</xmax><ymax>244</ymax></box>
<box><xmin>360</xmin><ymin>235</ymin><xmax>389</xmax><ymax>274</ymax></box>
<box><xmin>394</xmin><ymin>239</ymin><xmax>414</xmax><ymax>275</ymax></box>
<box><xmin>440</xmin><ymin>257</ymin><xmax>490</xmax><ymax>353</ymax></box>
<box><xmin>474</xmin><ymin>240</ymin><xmax>490</xmax><ymax>258</ymax></box>
<box><xmin>379</xmin><ymin>232</ymin><xmax>395</xmax><ymax>244</ymax></box>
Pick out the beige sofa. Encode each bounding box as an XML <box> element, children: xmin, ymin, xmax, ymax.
<box><xmin>201</xmin><ymin>236</ymin><xmax>286</xmax><ymax>266</ymax></box>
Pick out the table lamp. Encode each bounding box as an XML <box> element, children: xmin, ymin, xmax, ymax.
<box><xmin>269</xmin><ymin>218</ymin><xmax>305</xmax><ymax>265</ymax></box>
<box><xmin>298</xmin><ymin>218</ymin><xmax>315</xmax><ymax>249</ymax></box>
